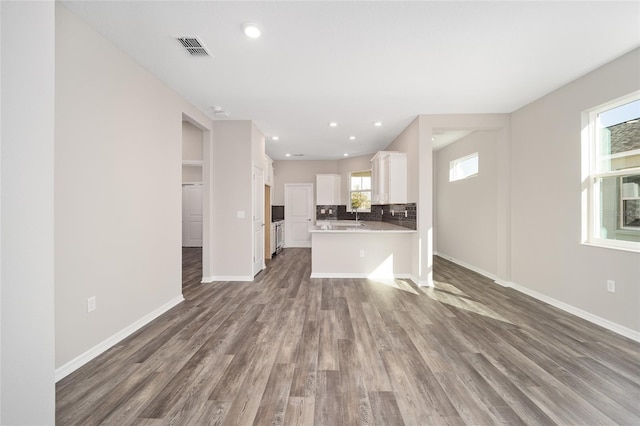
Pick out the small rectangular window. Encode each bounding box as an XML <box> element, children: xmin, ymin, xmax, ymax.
<box><xmin>449</xmin><ymin>152</ymin><xmax>478</xmax><ymax>182</ymax></box>
<box><xmin>350</xmin><ymin>170</ymin><xmax>371</xmax><ymax>212</ymax></box>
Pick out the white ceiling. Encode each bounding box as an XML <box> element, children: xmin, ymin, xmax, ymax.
<box><xmin>61</xmin><ymin>1</ymin><xmax>640</xmax><ymax>160</ymax></box>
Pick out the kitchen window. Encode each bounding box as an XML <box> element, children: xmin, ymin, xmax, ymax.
<box><xmin>584</xmin><ymin>91</ymin><xmax>640</xmax><ymax>251</ymax></box>
<box><xmin>350</xmin><ymin>170</ymin><xmax>372</xmax><ymax>212</ymax></box>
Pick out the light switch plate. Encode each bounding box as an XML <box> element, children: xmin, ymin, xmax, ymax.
<box><xmin>237</xmin><ymin>210</ymin><xmax>245</xmax><ymax>219</ymax></box>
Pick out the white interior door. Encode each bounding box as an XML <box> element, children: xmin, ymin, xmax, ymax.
<box><xmin>182</xmin><ymin>184</ymin><xmax>203</xmax><ymax>247</ymax></box>
<box><xmin>253</xmin><ymin>166</ymin><xmax>265</xmax><ymax>275</ymax></box>
<box><xmin>285</xmin><ymin>183</ymin><xmax>313</xmax><ymax>248</ymax></box>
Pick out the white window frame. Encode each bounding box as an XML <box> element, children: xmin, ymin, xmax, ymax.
<box><xmin>349</xmin><ymin>170</ymin><xmax>372</xmax><ymax>212</ymax></box>
<box><xmin>583</xmin><ymin>90</ymin><xmax>640</xmax><ymax>252</ymax></box>
<box><xmin>449</xmin><ymin>152</ymin><xmax>478</xmax><ymax>182</ymax></box>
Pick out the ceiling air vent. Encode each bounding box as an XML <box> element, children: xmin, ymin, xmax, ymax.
<box><xmin>176</xmin><ymin>36</ymin><xmax>210</xmax><ymax>57</ymax></box>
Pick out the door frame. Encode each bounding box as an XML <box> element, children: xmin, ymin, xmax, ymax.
<box><xmin>252</xmin><ymin>164</ymin><xmax>265</xmax><ymax>275</ymax></box>
<box><xmin>181</xmin><ymin>113</ymin><xmax>212</xmax><ymax>282</ymax></box>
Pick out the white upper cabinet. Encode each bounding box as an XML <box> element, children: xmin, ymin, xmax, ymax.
<box><xmin>316</xmin><ymin>174</ymin><xmax>342</xmax><ymax>205</ymax></box>
<box><xmin>371</xmin><ymin>151</ymin><xmax>407</xmax><ymax>204</ymax></box>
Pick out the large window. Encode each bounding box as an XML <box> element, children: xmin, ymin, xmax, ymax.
<box><xmin>449</xmin><ymin>152</ymin><xmax>478</xmax><ymax>182</ymax></box>
<box><xmin>350</xmin><ymin>170</ymin><xmax>371</xmax><ymax>212</ymax></box>
<box><xmin>585</xmin><ymin>91</ymin><xmax>640</xmax><ymax>250</ymax></box>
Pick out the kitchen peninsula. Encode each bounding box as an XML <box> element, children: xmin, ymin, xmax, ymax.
<box><xmin>310</xmin><ymin>220</ymin><xmax>416</xmax><ymax>280</ymax></box>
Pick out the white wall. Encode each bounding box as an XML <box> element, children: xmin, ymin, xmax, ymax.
<box><xmin>209</xmin><ymin>121</ymin><xmax>255</xmax><ymax>280</ymax></box>
<box><xmin>182</xmin><ymin>121</ymin><xmax>203</xmax><ymax>183</ymax></box>
<box><xmin>420</xmin><ymin>114</ymin><xmax>510</xmax><ymax>286</ymax></box>
<box><xmin>383</xmin><ymin>118</ymin><xmax>428</xmax><ymax>285</ymax></box>
<box><xmin>252</xmin><ymin>122</ymin><xmax>266</xmax><ymax>171</ymax></box>
<box><xmin>435</xmin><ymin>131</ymin><xmax>499</xmax><ymax>276</ymax></box>
<box><xmin>273</xmin><ymin>160</ymin><xmax>339</xmax><ymax>205</ymax></box>
<box><xmin>510</xmin><ymin>48</ymin><xmax>640</xmax><ymax>333</ymax></box>
<box><xmin>182</xmin><ymin>121</ymin><xmax>204</xmax><ymax>160</ymax></box>
<box><xmin>55</xmin><ymin>4</ymin><xmax>213</xmax><ymax>372</ymax></box>
<box><xmin>1</xmin><ymin>2</ymin><xmax>56</xmax><ymax>423</ymax></box>
<box><xmin>273</xmin><ymin>155</ymin><xmax>375</xmax><ymax>209</ymax></box>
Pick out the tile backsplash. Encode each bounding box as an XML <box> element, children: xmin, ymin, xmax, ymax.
<box><xmin>316</xmin><ymin>205</ymin><xmax>339</xmax><ymax>220</ymax></box>
<box><xmin>381</xmin><ymin>203</ymin><xmax>416</xmax><ymax>230</ymax></box>
<box><xmin>315</xmin><ymin>202</ymin><xmax>417</xmax><ymax>230</ymax></box>
<box><xmin>337</xmin><ymin>205</ymin><xmax>383</xmax><ymax>222</ymax></box>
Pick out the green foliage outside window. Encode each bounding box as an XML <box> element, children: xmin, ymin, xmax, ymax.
<box><xmin>351</xmin><ymin>190</ymin><xmax>371</xmax><ymax>210</ymax></box>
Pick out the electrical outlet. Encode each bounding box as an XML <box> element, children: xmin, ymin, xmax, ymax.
<box><xmin>607</xmin><ymin>280</ymin><xmax>615</xmax><ymax>293</ymax></box>
<box><xmin>329</xmin><ymin>209</ymin><xmax>333</xmax><ymax>214</ymax></box>
<box><xmin>321</xmin><ymin>209</ymin><xmax>326</xmax><ymax>214</ymax></box>
<box><xmin>87</xmin><ymin>296</ymin><xmax>96</xmax><ymax>312</ymax></box>
<box><xmin>360</xmin><ymin>249</ymin><xmax>365</xmax><ymax>258</ymax></box>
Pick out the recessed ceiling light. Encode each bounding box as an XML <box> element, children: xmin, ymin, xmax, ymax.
<box><xmin>329</xmin><ymin>122</ymin><xmax>338</xmax><ymax>127</ymax></box>
<box><xmin>272</xmin><ymin>136</ymin><xmax>279</xmax><ymax>141</ymax></box>
<box><xmin>349</xmin><ymin>136</ymin><xmax>356</xmax><ymax>140</ymax></box>
<box><xmin>373</xmin><ymin>122</ymin><xmax>383</xmax><ymax>127</ymax></box>
<box><xmin>285</xmin><ymin>153</ymin><xmax>291</xmax><ymax>157</ymax></box>
<box><xmin>431</xmin><ymin>137</ymin><xmax>436</xmax><ymax>141</ymax></box>
<box><xmin>243</xmin><ymin>23</ymin><xmax>261</xmax><ymax>38</ymax></box>
<box><xmin>343</xmin><ymin>153</ymin><xmax>349</xmax><ymax>157</ymax></box>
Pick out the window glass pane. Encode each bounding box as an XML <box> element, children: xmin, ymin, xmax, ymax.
<box><xmin>595</xmin><ymin>174</ymin><xmax>640</xmax><ymax>242</ymax></box>
<box><xmin>350</xmin><ymin>170</ymin><xmax>372</xmax><ymax>191</ymax></box>
<box><xmin>449</xmin><ymin>152</ymin><xmax>478</xmax><ymax>182</ymax></box>
<box><xmin>351</xmin><ymin>176</ymin><xmax>361</xmax><ymax>190</ymax></box>
<box><xmin>622</xmin><ymin>175</ymin><xmax>640</xmax><ymax>229</ymax></box>
<box><xmin>596</xmin><ymin>100</ymin><xmax>640</xmax><ymax>173</ymax></box>
<box><xmin>351</xmin><ymin>191</ymin><xmax>371</xmax><ymax>210</ymax></box>
<box><xmin>362</xmin><ymin>176</ymin><xmax>371</xmax><ymax>190</ymax></box>
<box><xmin>350</xmin><ymin>171</ymin><xmax>372</xmax><ymax>211</ymax></box>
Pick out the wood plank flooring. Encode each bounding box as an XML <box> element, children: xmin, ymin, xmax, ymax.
<box><xmin>56</xmin><ymin>247</ymin><xmax>640</xmax><ymax>425</ymax></box>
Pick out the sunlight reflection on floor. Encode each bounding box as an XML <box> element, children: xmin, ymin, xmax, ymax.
<box><xmin>422</xmin><ymin>280</ymin><xmax>512</xmax><ymax>324</ymax></box>
<box><xmin>366</xmin><ymin>254</ymin><xmax>420</xmax><ymax>294</ymax></box>
<box><xmin>367</xmin><ymin>278</ymin><xmax>420</xmax><ymax>295</ymax></box>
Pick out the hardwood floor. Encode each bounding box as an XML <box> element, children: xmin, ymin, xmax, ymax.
<box><xmin>56</xmin><ymin>247</ymin><xmax>640</xmax><ymax>425</ymax></box>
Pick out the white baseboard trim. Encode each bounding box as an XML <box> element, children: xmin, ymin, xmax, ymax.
<box><xmin>309</xmin><ymin>273</ymin><xmax>433</xmax><ymax>288</ymax></box>
<box><xmin>310</xmin><ymin>272</ymin><xmax>413</xmax><ymax>280</ymax></box>
<box><xmin>55</xmin><ymin>295</ymin><xmax>184</xmax><ymax>382</ymax></box>
<box><xmin>417</xmin><ymin>279</ymin><xmax>434</xmax><ymax>287</ymax></box>
<box><xmin>436</xmin><ymin>253</ymin><xmax>640</xmax><ymax>343</ymax></box>
<box><xmin>435</xmin><ymin>252</ymin><xmax>500</xmax><ymax>282</ymax></box>
<box><xmin>500</xmin><ymin>280</ymin><xmax>640</xmax><ymax>343</ymax></box>
<box><xmin>201</xmin><ymin>275</ymin><xmax>253</xmax><ymax>283</ymax></box>
<box><xmin>494</xmin><ymin>279</ymin><xmax>511</xmax><ymax>288</ymax></box>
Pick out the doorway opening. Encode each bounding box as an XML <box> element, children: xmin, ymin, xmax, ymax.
<box><xmin>181</xmin><ymin>114</ymin><xmax>212</xmax><ymax>288</ymax></box>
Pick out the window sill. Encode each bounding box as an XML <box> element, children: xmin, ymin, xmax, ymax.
<box><xmin>581</xmin><ymin>241</ymin><xmax>640</xmax><ymax>254</ymax></box>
